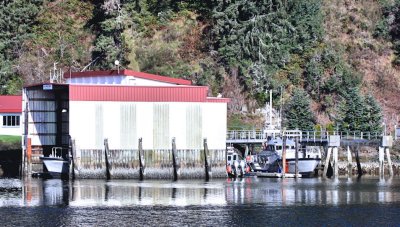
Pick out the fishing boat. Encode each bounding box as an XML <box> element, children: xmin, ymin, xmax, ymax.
<box><xmin>226</xmin><ymin>147</ymin><xmax>247</xmax><ymax>177</ymax></box>
<box><xmin>251</xmin><ymin>137</ymin><xmax>321</xmax><ymax>176</ymax></box>
<box><xmin>39</xmin><ymin>147</ymin><xmax>69</xmax><ymax>177</ymax></box>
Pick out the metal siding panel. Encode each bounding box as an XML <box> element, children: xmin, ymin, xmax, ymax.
<box><xmin>186</xmin><ymin>104</ymin><xmax>202</xmax><ymax>149</ymax></box>
<box><xmin>95</xmin><ymin>104</ymin><xmax>104</xmax><ymax>149</ymax></box>
<box><xmin>120</xmin><ymin>103</ymin><xmax>136</xmax><ymax>149</ymax></box>
<box><xmin>69</xmin><ymin>85</ymin><xmax>208</xmax><ymax>102</ymax></box>
<box><xmin>153</xmin><ymin>103</ymin><xmax>169</xmax><ymax>149</ymax></box>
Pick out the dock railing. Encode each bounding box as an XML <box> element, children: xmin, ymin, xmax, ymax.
<box><xmin>227</xmin><ymin>130</ymin><xmax>385</xmax><ymax>144</ymax></box>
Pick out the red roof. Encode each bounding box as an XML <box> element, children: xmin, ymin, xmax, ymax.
<box><xmin>0</xmin><ymin>95</ymin><xmax>22</xmax><ymax>113</ymax></box>
<box><xmin>69</xmin><ymin>85</ymin><xmax>209</xmax><ymax>102</ymax></box>
<box><xmin>64</xmin><ymin>69</ymin><xmax>192</xmax><ymax>85</ymax></box>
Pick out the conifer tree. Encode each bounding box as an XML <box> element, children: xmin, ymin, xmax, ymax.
<box><xmin>338</xmin><ymin>88</ymin><xmax>365</xmax><ymax>132</ymax></box>
<box><xmin>213</xmin><ymin>0</ymin><xmax>323</xmax><ymax>102</ymax></box>
<box><xmin>283</xmin><ymin>88</ymin><xmax>315</xmax><ymax>130</ymax></box>
<box><xmin>363</xmin><ymin>94</ymin><xmax>383</xmax><ymax>134</ymax></box>
<box><xmin>93</xmin><ymin>0</ymin><xmax>128</xmax><ymax>69</ymax></box>
<box><xmin>0</xmin><ymin>0</ymin><xmax>43</xmax><ymax>94</ymax></box>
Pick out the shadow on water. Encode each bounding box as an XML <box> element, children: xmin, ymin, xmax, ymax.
<box><xmin>0</xmin><ymin>149</ymin><xmax>21</xmax><ymax>178</ymax></box>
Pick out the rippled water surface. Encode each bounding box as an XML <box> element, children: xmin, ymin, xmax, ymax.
<box><xmin>1</xmin><ymin>176</ymin><xmax>400</xmax><ymax>226</ymax></box>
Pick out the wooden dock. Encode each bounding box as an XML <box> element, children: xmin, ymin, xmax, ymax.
<box><xmin>256</xmin><ymin>172</ymin><xmax>302</xmax><ymax>178</ymax></box>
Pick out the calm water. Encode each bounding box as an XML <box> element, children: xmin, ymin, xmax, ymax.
<box><xmin>1</xmin><ymin>176</ymin><xmax>400</xmax><ymax>226</ymax></box>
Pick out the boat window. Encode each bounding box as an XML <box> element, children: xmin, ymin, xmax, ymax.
<box><xmin>233</xmin><ymin>155</ymin><xmax>237</xmax><ymax>160</ymax></box>
<box><xmin>268</xmin><ymin>145</ymin><xmax>275</xmax><ymax>151</ymax></box>
<box><xmin>276</xmin><ymin>145</ymin><xmax>282</xmax><ymax>150</ymax></box>
<box><xmin>227</xmin><ymin>156</ymin><xmax>232</xmax><ymax>161</ymax></box>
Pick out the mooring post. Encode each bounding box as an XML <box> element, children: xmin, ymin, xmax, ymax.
<box><xmin>171</xmin><ymin>137</ymin><xmax>178</xmax><ymax>181</ymax></box>
<box><xmin>347</xmin><ymin>146</ymin><xmax>352</xmax><ymax>176</ymax></box>
<box><xmin>69</xmin><ymin>137</ymin><xmax>76</xmax><ymax>180</ymax></box>
<box><xmin>104</xmin><ymin>138</ymin><xmax>111</xmax><ymax>180</ymax></box>
<box><xmin>295</xmin><ymin>136</ymin><xmax>299</xmax><ymax>178</ymax></box>
<box><xmin>138</xmin><ymin>138</ymin><xmax>145</xmax><ymax>180</ymax></box>
<box><xmin>203</xmin><ymin>138</ymin><xmax>211</xmax><ymax>180</ymax></box>
<box><xmin>354</xmin><ymin>145</ymin><xmax>362</xmax><ymax>177</ymax></box>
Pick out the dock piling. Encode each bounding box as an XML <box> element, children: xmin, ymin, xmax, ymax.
<box><xmin>171</xmin><ymin>138</ymin><xmax>178</xmax><ymax>181</ymax></box>
<box><xmin>333</xmin><ymin>147</ymin><xmax>338</xmax><ymax>177</ymax></box>
<box><xmin>347</xmin><ymin>146</ymin><xmax>352</xmax><ymax>176</ymax></box>
<box><xmin>379</xmin><ymin>147</ymin><xmax>384</xmax><ymax>176</ymax></box>
<box><xmin>386</xmin><ymin>148</ymin><xmax>393</xmax><ymax>176</ymax></box>
<box><xmin>354</xmin><ymin>145</ymin><xmax>362</xmax><ymax>177</ymax></box>
<box><xmin>138</xmin><ymin>138</ymin><xmax>144</xmax><ymax>180</ymax></box>
<box><xmin>323</xmin><ymin>147</ymin><xmax>332</xmax><ymax>178</ymax></box>
<box><xmin>104</xmin><ymin>139</ymin><xmax>111</xmax><ymax>180</ymax></box>
<box><xmin>203</xmin><ymin>138</ymin><xmax>211</xmax><ymax>180</ymax></box>
<box><xmin>379</xmin><ymin>136</ymin><xmax>394</xmax><ymax>177</ymax></box>
<box><xmin>69</xmin><ymin>137</ymin><xmax>76</xmax><ymax>180</ymax></box>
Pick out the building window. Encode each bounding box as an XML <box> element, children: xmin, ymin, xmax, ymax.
<box><xmin>2</xmin><ymin>115</ymin><xmax>20</xmax><ymax>127</ymax></box>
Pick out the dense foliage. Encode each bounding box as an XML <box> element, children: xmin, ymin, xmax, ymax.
<box><xmin>0</xmin><ymin>0</ymin><xmax>395</xmax><ymax>133</ymax></box>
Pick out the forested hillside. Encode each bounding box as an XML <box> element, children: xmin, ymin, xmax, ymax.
<box><xmin>0</xmin><ymin>0</ymin><xmax>399</xmax><ymax>132</ymax></box>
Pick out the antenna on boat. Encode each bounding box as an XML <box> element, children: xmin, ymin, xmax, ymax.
<box><xmin>269</xmin><ymin>90</ymin><xmax>273</xmax><ymax>129</ymax></box>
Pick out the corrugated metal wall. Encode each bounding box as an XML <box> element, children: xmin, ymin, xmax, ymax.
<box><xmin>94</xmin><ymin>104</ymin><xmax>104</xmax><ymax>149</ymax></box>
<box><xmin>70</xmin><ymin>101</ymin><xmax>226</xmax><ymax>150</ymax></box>
<box><xmin>186</xmin><ymin>104</ymin><xmax>202</xmax><ymax>149</ymax></box>
<box><xmin>69</xmin><ymin>85</ymin><xmax>208</xmax><ymax>102</ymax></box>
<box><xmin>120</xmin><ymin>104</ymin><xmax>136</xmax><ymax>149</ymax></box>
<box><xmin>153</xmin><ymin>104</ymin><xmax>169</xmax><ymax>149</ymax></box>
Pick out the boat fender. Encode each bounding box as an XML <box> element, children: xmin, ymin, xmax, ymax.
<box><xmin>246</xmin><ymin>166</ymin><xmax>250</xmax><ymax>173</ymax></box>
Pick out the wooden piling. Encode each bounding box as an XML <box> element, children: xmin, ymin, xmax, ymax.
<box><xmin>171</xmin><ymin>138</ymin><xmax>178</xmax><ymax>181</ymax></box>
<box><xmin>138</xmin><ymin>138</ymin><xmax>144</xmax><ymax>180</ymax></box>
<box><xmin>69</xmin><ymin>137</ymin><xmax>76</xmax><ymax>180</ymax></box>
<box><xmin>203</xmin><ymin>138</ymin><xmax>210</xmax><ymax>181</ymax></box>
<box><xmin>354</xmin><ymin>145</ymin><xmax>362</xmax><ymax>177</ymax></box>
<box><xmin>104</xmin><ymin>139</ymin><xmax>111</xmax><ymax>180</ymax></box>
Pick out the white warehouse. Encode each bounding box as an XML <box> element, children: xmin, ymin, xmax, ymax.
<box><xmin>22</xmin><ymin>70</ymin><xmax>229</xmax><ymax>179</ymax></box>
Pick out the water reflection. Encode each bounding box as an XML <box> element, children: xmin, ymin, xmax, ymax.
<box><xmin>1</xmin><ymin>176</ymin><xmax>400</xmax><ymax>207</ymax></box>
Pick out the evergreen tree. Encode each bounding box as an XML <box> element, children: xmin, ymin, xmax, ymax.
<box><xmin>213</xmin><ymin>0</ymin><xmax>323</xmax><ymax>101</ymax></box>
<box><xmin>92</xmin><ymin>0</ymin><xmax>129</xmax><ymax>69</ymax></box>
<box><xmin>337</xmin><ymin>88</ymin><xmax>365</xmax><ymax>132</ymax></box>
<box><xmin>0</xmin><ymin>0</ymin><xmax>43</xmax><ymax>93</ymax></box>
<box><xmin>283</xmin><ymin>88</ymin><xmax>315</xmax><ymax>130</ymax></box>
<box><xmin>363</xmin><ymin>94</ymin><xmax>383</xmax><ymax>134</ymax></box>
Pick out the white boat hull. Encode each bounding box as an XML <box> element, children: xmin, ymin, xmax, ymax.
<box><xmin>40</xmin><ymin>157</ymin><xmax>69</xmax><ymax>174</ymax></box>
<box><xmin>287</xmin><ymin>159</ymin><xmax>320</xmax><ymax>174</ymax></box>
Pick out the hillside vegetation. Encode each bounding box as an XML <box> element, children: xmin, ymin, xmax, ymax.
<box><xmin>0</xmin><ymin>0</ymin><xmax>399</xmax><ymax>132</ymax></box>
